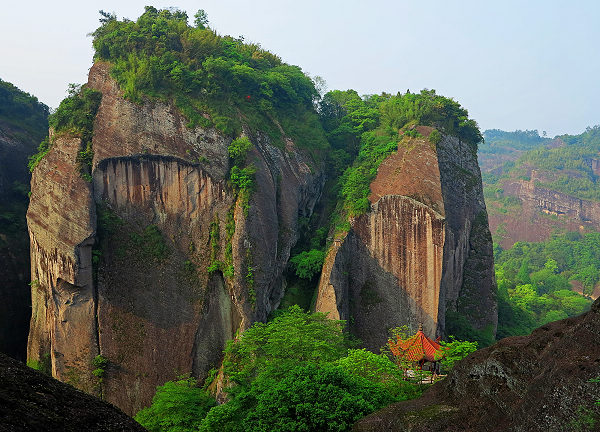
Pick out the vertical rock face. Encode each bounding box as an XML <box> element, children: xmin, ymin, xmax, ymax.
<box><xmin>316</xmin><ymin>127</ymin><xmax>496</xmax><ymax>350</ymax></box>
<box><xmin>27</xmin><ymin>62</ymin><xmax>324</xmax><ymax>414</ymax></box>
<box><xmin>27</xmin><ymin>133</ymin><xmax>97</xmax><ymax>392</ymax></box>
<box><xmin>489</xmin><ymin>176</ymin><xmax>600</xmax><ymax>249</ymax></box>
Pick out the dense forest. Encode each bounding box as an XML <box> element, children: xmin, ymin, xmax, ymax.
<box><xmin>134</xmin><ymin>306</ymin><xmax>478</xmax><ymax>432</ymax></box>
<box><xmin>0</xmin><ymin>78</ymin><xmax>49</xmax><ymax>144</ymax></box>
<box><xmin>494</xmin><ymin>233</ymin><xmax>594</xmax><ymax>338</ymax></box>
<box><xmin>0</xmin><ymin>78</ymin><xmax>49</xmax><ymax>360</ymax></box>
<box><xmin>480</xmin><ymin>128</ymin><xmax>551</xmax><ymax>155</ymax></box>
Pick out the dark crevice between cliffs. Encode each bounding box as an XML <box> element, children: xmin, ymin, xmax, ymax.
<box><xmin>191</xmin><ymin>270</ymin><xmax>240</xmax><ymax>383</ymax></box>
<box><xmin>89</xmin><ymin>202</ymin><xmax>103</xmax><ymax>399</ymax></box>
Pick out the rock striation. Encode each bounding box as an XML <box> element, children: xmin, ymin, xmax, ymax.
<box><xmin>353</xmin><ymin>296</ymin><xmax>600</xmax><ymax>432</ymax></box>
<box><xmin>490</xmin><ymin>175</ymin><xmax>600</xmax><ymax>249</ymax></box>
<box><xmin>316</xmin><ymin>127</ymin><xmax>497</xmax><ymax>350</ymax></box>
<box><xmin>27</xmin><ymin>62</ymin><xmax>323</xmax><ymax>414</ymax></box>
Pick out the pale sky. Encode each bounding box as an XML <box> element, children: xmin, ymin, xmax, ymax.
<box><xmin>1</xmin><ymin>0</ymin><xmax>599</xmax><ymax>137</ymax></box>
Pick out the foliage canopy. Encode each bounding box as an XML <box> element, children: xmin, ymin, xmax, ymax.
<box><xmin>134</xmin><ymin>376</ymin><xmax>216</xmax><ymax>432</ymax></box>
<box><xmin>90</xmin><ymin>6</ymin><xmax>328</xmax><ymax>155</ymax></box>
<box><xmin>0</xmin><ymin>78</ymin><xmax>48</xmax><ymax>141</ymax></box>
<box><xmin>137</xmin><ymin>307</ymin><xmax>426</xmax><ymax>431</ymax></box>
<box><xmin>494</xmin><ymin>233</ymin><xmax>594</xmax><ymax>338</ymax></box>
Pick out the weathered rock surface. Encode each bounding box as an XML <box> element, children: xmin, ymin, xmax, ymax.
<box><xmin>0</xmin><ymin>352</ymin><xmax>145</xmax><ymax>432</ymax></box>
<box><xmin>489</xmin><ymin>174</ymin><xmax>600</xmax><ymax>249</ymax></box>
<box><xmin>354</xmin><ymin>297</ymin><xmax>600</xmax><ymax>432</ymax></box>
<box><xmin>316</xmin><ymin>127</ymin><xmax>497</xmax><ymax>349</ymax></box>
<box><xmin>27</xmin><ymin>62</ymin><xmax>323</xmax><ymax>414</ymax></box>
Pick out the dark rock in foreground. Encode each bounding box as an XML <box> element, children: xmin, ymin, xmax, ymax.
<box><xmin>354</xmin><ymin>298</ymin><xmax>600</xmax><ymax>432</ymax></box>
<box><xmin>0</xmin><ymin>353</ymin><xmax>145</xmax><ymax>431</ymax></box>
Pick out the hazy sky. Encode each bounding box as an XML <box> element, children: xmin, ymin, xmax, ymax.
<box><xmin>1</xmin><ymin>1</ymin><xmax>598</xmax><ymax>137</ymax></box>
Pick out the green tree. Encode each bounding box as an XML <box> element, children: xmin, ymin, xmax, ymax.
<box><xmin>194</xmin><ymin>9</ymin><xmax>209</xmax><ymax>29</ymax></box>
<box><xmin>135</xmin><ymin>376</ymin><xmax>216</xmax><ymax>432</ymax></box>
<box><xmin>516</xmin><ymin>259</ymin><xmax>531</xmax><ymax>285</ymax></box>
<box><xmin>244</xmin><ymin>363</ymin><xmax>394</xmax><ymax>432</ymax></box>
<box><xmin>289</xmin><ymin>249</ymin><xmax>325</xmax><ymax>280</ymax></box>
<box><xmin>509</xmin><ymin>284</ymin><xmax>538</xmax><ymax>311</ymax></box>
<box><xmin>223</xmin><ymin>305</ymin><xmax>348</xmax><ymax>386</ymax></box>
<box><xmin>335</xmin><ymin>349</ymin><xmax>422</xmax><ymax>399</ymax></box>
<box><xmin>437</xmin><ymin>337</ymin><xmax>478</xmax><ymax>371</ymax></box>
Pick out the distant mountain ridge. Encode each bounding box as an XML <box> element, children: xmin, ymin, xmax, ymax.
<box><xmin>479</xmin><ymin>126</ymin><xmax>600</xmax><ymax>248</ymax></box>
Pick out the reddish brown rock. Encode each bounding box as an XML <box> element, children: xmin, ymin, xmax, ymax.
<box><xmin>489</xmin><ymin>175</ymin><xmax>600</xmax><ymax>249</ymax></box>
<box><xmin>353</xmin><ymin>297</ymin><xmax>600</xmax><ymax>432</ymax></box>
<box><xmin>27</xmin><ymin>63</ymin><xmax>323</xmax><ymax>414</ymax></box>
<box><xmin>27</xmin><ymin>132</ymin><xmax>98</xmax><ymax>394</ymax></box>
<box><xmin>316</xmin><ymin>130</ymin><xmax>497</xmax><ymax>349</ymax></box>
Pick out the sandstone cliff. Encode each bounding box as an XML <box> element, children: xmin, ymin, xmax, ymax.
<box><xmin>489</xmin><ymin>174</ymin><xmax>600</xmax><ymax>249</ymax></box>
<box><xmin>27</xmin><ymin>62</ymin><xmax>323</xmax><ymax>414</ymax></box>
<box><xmin>353</xmin><ymin>296</ymin><xmax>600</xmax><ymax>432</ymax></box>
<box><xmin>316</xmin><ymin>127</ymin><xmax>497</xmax><ymax>349</ymax></box>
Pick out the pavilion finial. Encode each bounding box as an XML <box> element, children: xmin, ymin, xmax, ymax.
<box><xmin>418</xmin><ymin>322</ymin><xmax>423</xmax><ymax>332</ymax></box>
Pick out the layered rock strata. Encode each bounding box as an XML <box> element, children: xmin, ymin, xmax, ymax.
<box><xmin>27</xmin><ymin>62</ymin><xmax>323</xmax><ymax>414</ymax></box>
<box><xmin>490</xmin><ymin>176</ymin><xmax>600</xmax><ymax>248</ymax></box>
<box><xmin>316</xmin><ymin>127</ymin><xmax>497</xmax><ymax>349</ymax></box>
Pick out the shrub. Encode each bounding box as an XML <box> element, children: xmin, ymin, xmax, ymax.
<box><xmin>289</xmin><ymin>249</ymin><xmax>325</xmax><ymax>279</ymax></box>
<box><xmin>90</xmin><ymin>7</ymin><xmax>328</xmax><ymax>154</ymax></box>
<box><xmin>135</xmin><ymin>376</ymin><xmax>216</xmax><ymax>432</ymax></box>
<box><xmin>429</xmin><ymin>128</ymin><xmax>442</xmax><ymax>145</ymax></box>
<box><xmin>228</xmin><ymin>136</ymin><xmax>252</xmax><ymax>165</ymax></box>
<box><xmin>28</xmin><ymin>84</ymin><xmax>102</xmax><ymax>173</ymax></box>
<box><xmin>437</xmin><ymin>337</ymin><xmax>478</xmax><ymax>371</ymax></box>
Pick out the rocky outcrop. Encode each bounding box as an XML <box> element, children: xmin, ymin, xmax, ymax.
<box><xmin>490</xmin><ymin>176</ymin><xmax>600</xmax><ymax>248</ymax></box>
<box><xmin>27</xmin><ymin>62</ymin><xmax>323</xmax><ymax>414</ymax></box>
<box><xmin>0</xmin><ymin>352</ymin><xmax>144</xmax><ymax>432</ymax></box>
<box><xmin>316</xmin><ymin>128</ymin><xmax>497</xmax><ymax>350</ymax></box>
<box><xmin>353</xmin><ymin>297</ymin><xmax>600</xmax><ymax>432</ymax></box>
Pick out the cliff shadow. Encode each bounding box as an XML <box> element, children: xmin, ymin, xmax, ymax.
<box><xmin>338</xmin><ymin>231</ymin><xmax>439</xmax><ymax>352</ymax></box>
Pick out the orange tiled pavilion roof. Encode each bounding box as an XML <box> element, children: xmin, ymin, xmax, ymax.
<box><xmin>389</xmin><ymin>325</ymin><xmax>446</xmax><ymax>362</ymax></box>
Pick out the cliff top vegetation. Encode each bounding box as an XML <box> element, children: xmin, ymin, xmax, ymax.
<box><xmin>287</xmin><ymin>89</ymin><xmax>483</xmax><ymax>307</ymax></box>
<box><xmin>90</xmin><ymin>6</ymin><xmax>328</xmax><ymax>154</ymax></box>
<box><xmin>480</xmin><ymin>129</ymin><xmax>551</xmax><ymax>155</ymax></box>
<box><xmin>319</xmin><ymin>89</ymin><xmax>482</xmax><ymax>219</ymax></box>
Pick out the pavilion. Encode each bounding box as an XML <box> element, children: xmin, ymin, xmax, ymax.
<box><xmin>388</xmin><ymin>323</ymin><xmax>447</xmax><ymax>377</ymax></box>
